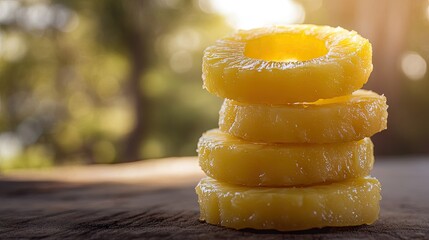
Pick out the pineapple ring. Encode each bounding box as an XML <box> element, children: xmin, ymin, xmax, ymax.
<box><xmin>219</xmin><ymin>90</ymin><xmax>388</xmax><ymax>143</ymax></box>
<box><xmin>203</xmin><ymin>25</ymin><xmax>373</xmax><ymax>104</ymax></box>
<box><xmin>196</xmin><ymin>177</ymin><xmax>381</xmax><ymax>231</ymax></box>
<box><xmin>198</xmin><ymin>129</ymin><xmax>374</xmax><ymax>187</ymax></box>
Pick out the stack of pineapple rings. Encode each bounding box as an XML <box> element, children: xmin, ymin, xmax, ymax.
<box><xmin>195</xmin><ymin>25</ymin><xmax>388</xmax><ymax>231</ymax></box>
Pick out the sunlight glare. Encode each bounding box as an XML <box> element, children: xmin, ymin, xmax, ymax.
<box><xmin>0</xmin><ymin>132</ymin><xmax>23</xmax><ymax>160</ymax></box>
<box><xmin>426</xmin><ymin>3</ymin><xmax>429</xmax><ymax>21</ymax></box>
<box><xmin>209</xmin><ymin>0</ymin><xmax>305</xmax><ymax>29</ymax></box>
<box><xmin>0</xmin><ymin>1</ymin><xmax>19</xmax><ymax>23</ymax></box>
<box><xmin>0</xmin><ymin>33</ymin><xmax>27</xmax><ymax>62</ymax></box>
<box><xmin>401</xmin><ymin>51</ymin><xmax>427</xmax><ymax>81</ymax></box>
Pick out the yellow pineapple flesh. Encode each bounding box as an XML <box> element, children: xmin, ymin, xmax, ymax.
<box><xmin>219</xmin><ymin>90</ymin><xmax>388</xmax><ymax>143</ymax></box>
<box><xmin>203</xmin><ymin>25</ymin><xmax>373</xmax><ymax>104</ymax></box>
<box><xmin>196</xmin><ymin>177</ymin><xmax>381</xmax><ymax>231</ymax></box>
<box><xmin>198</xmin><ymin>129</ymin><xmax>374</xmax><ymax>187</ymax></box>
<box><xmin>197</xmin><ymin>24</ymin><xmax>383</xmax><ymax>232</ymax></box>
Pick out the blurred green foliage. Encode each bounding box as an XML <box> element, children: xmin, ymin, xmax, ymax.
<box><xmin>0</xmin><ymin>0</ymin><xmax>228</xmax><ymax>168</ymax></box>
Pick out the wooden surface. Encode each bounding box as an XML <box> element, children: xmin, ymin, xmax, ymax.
<box><xmin>1</xmin><ymin>156</ymin><xmax>429</xmax><ymax>239</ymax></box>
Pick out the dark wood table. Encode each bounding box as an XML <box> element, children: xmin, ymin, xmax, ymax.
<box><xmin>1</xmin><ymin>157</ymin><xmax>428</xmax><ymax>239</ymax></box>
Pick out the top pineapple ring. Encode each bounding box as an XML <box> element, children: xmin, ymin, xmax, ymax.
<box><xmin>202</xmin><ymin>25</ymin><xmax>373</xmax><ymax>104</ymax></box>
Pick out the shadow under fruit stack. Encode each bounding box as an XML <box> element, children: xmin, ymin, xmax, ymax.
<box><xmin>195</xmin><ymin>25</ymin><xmax>388</xmax><ymax>231</ymax></box>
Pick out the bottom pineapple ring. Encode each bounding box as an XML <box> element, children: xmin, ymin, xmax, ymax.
<box><xmin>196</xmin><ymin>177</ymin><xmax>381</xmax><ymax>231</ymax></box>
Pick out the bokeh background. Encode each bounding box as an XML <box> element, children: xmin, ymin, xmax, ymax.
<box><xmin>0</xmin><ymin>0</ymin><xmax>428</xmax><ymax>169</ymax></box>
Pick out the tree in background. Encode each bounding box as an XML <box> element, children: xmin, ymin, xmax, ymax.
<box><xmin>0</xmin><ymin>0</ymin><xmax>227</xmax><ymax>168</ymax></box>
<box><xmin>314</xmin><ymin>0</ymin><xmax>429</xmax><ymax>155</ymax></box>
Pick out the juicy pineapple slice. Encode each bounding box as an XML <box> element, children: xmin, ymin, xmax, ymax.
<box><xmin>203</xmin><ymin>25</ymin><xmax>372</xmax><ymax>104</ymax></box>
<box><xmin>196</xmin><ymin>177</ymin><xmax>381</xmax><ymax>231</ymax></box>
<box><xmin>198</xmin><ymin>129</ymin><xmax>374</xmax><ymax>187</ymax></box>
<box><xmin>219</xmin><ymin>90</ymin><xmax>387</xmax><ymax>143</ymax></box>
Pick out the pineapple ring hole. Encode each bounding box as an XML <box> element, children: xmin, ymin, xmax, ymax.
<box><xmin>244</xmin><ymin>33</ymin><xmax>328</xmax><ymax>62</ymax></box>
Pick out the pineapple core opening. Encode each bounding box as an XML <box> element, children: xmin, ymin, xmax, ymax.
<box><xmin>244</xmin><ymin>33</ymin><xmax>328</xmax><ymax>62</ymax></box>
